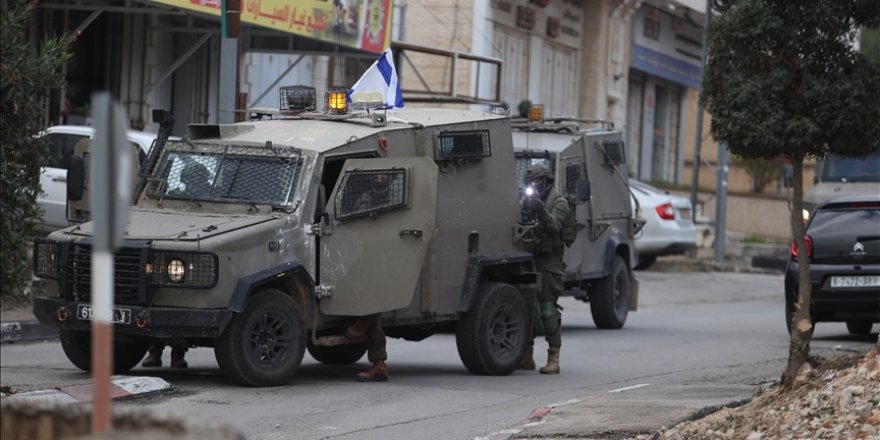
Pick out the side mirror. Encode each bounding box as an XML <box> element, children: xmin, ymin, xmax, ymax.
<box><xmin>67</xmin><ymin>155</ymin><xmax>85</xmax><ymax>201</ymax></box>
<box><xmin>152</xmin><ymin>109</ymin><xmax>172</xmax><ymax>125</ymax></box>
<box><xmin>577</xmin><ymin>179</ymin><xmax>591</xmax><ymax>201</ymax></box>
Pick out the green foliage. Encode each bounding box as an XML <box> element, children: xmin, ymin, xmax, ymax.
<box><xmin>1</xmin><ymin>0</ymin><xmax>70</xmax><ymax>297</ymax></box>
<box><xmin>862</xmin><ymin>27</ymin><xmax>880</xmax><ymax>62</ymax></box>
<box><xmin>734</xmin><ymin>156</ymin><xmax>782</xmax><ymax>192</ymax></box>
<box><xmin>744</xmin><ymin>234</ymin><xmax>767</xmax><ymax>244</ymax></box>
<box><xmin>702</xmin><ymin>0</ymin><xmax>880</xmax><ymax>161</ymax></box>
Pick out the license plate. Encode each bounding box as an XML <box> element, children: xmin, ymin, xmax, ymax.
<box><xmin>76</xmin><ymin>305</ymin><xmax>132</xmax><ymax>325</ymax></box>
<box><xmin>830</xmin><ymin>276</ymin><xmax>880</xmax><ymax>288</ymax></box>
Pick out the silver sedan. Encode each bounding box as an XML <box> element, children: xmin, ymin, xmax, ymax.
<box><xmin>630</xmin><ymin>180</ymin><xmax>698</xmax><ymax>269</ymax></box>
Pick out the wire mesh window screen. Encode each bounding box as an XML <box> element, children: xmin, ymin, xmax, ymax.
<box><xmin>565</xmin><ymin>162</ymin><xmax>585</xmax><ymax>195</ymax></box>
<box><xmin>602</xmin><ymin>140</ymin><xmax>625</xmax><ymax>165</ymax></box>
<box><xmin>150</xmin><ymin>252</ymin><xmax>218</xmax><ymax>288</ymax></box>
<box><xmin>436</xmin><ymin>130</ymin><xmax>491</xmax><ymax>160</ymax></box>
<box><xmin>146</xmin><ymin>143</ymin><xmax>302</xmax><ymax>206</ymax></box>
<box><xmin>514</xmin><ymin>155</ymin><xmax>554</xmax><ymax>194</ymax></box>
<box><xmin>335</xmin><ymin>168</ymin><xmax>407</xmax><ymax>220</ymax></box>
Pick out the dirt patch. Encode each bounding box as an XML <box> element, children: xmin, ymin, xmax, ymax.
<box><xmin>640</xmin><ymin>349</ymin><xmax>880</xmax><ymax>440</ymax></box>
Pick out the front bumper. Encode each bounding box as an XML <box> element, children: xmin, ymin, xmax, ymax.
<box><xmin>33</xmin><ymin>297</ymin><xmax>234</xmax><ymax>338</ymax></box>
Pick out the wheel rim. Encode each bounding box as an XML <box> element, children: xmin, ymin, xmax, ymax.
<box><xmin>613</xmin><ymin>267</ymin><xmax>628</xmax><ymax>317</ymax></box>
<box><xmin>488</xmin><ymin>302</ymin><xmax>520</xmax><ymax>360</ymax></box>
<box><xmin>247</xmin><ymin>310</ymin><xmax>293</xmax><ymax>368</ymax></box>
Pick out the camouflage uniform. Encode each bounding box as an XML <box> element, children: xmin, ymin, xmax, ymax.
<box><xmin>521</xmin><ymin>165</ymin><xmax>569</xmax><ymax>374</ymax></box>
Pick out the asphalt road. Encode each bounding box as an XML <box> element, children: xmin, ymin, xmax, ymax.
<box><xmin>2</xmin><ymin>271</ymin><xmax>876</xmax><ymax>439</ymax></box>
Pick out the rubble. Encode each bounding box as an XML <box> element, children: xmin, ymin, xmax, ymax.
<box><xmin>652</xmin><ymin>349</ymin><xmax>880</xmax><ymax>440</ymax></box>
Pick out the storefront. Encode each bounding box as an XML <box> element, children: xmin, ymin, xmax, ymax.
<box><xmin>626</xmin><ymin>4</ymin><xmax>702</xmax><ymax>183</ymax></box>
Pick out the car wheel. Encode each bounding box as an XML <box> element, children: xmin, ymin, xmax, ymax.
<box><xmin>455</xmin><ymin>282</ymin><xmax>527</xmax><ymax>375</ymax></box>
<box><xmin>590</xmin><ymin>255</ymin><xmax>631</xmax><ymax>329</ymax></box>
<box><xmin>307</xmin><ymin>339</ymin><xmax>367</xmax><ymax>365</ymax></box>
<box><xmin>59</xmin><ymin>330</ymin><xmax>149</xmax><ymax>374</ymax></box>
<box><xmin>845</xmin><ymin>320</ymin><xmax>874</xmax><ymax>335</ymax></box>
<box><xmin>215</xmin><ymin>289</ymin><xmax>305</xmax><ymax>387</ymax></box>
<box><xmin>634</xmin><ymin>255</ymin><xmax>657</xmax><ymax>270</ymax></box>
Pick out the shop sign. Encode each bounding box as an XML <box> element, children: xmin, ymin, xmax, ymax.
<box><xmin>148</xmin><ymin>0</ymin><xmax>393</xmax><ymax>54</ymax></box>
<box><xmin>631</xmin><ymin>6</ymin><xmax>703</xmax><ymax>89</ymax></box>
<box><xmin>493</xmin><ymin>0</ymin><xmax>582</xmax><ymax>47</ymax></box>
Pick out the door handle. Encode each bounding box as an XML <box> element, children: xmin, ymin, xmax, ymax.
<box><xmin>52</xmin><ymin>177</ymin><xmax>67</xmax><ymax>183</ymax></box>
<box><xmin>399</xmin><ymin>229</ymin><xmax>423</xmax><ymax>238</ymax></box>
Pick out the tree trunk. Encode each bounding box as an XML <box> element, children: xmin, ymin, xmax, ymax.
<box><xmin>781</xmin><ymin>154</ymin><xmax>814</xmax><ymax>389</ymax></box>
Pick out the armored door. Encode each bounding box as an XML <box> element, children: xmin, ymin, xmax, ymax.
<box><xmin>319</xmin><ymin>157</ymin><xmax>438</xmax><ymax>316</ymax></box>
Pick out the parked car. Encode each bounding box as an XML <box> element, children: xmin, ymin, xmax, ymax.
<box><xmin>804</xmin><ymin>151</ymin><xmax>880</xmax><ymax>211</ymax></box>
<box><xmin>629</xmin><ymin>180</ymin><xmax>697</xmax><ymax>269</ymax></box>
<box><xmin>37</xmin><ymin>125</ymin><xmax>157</xmax><ymax>231</ymax></box>
<box><xmin>784</xmin><ymin>195</ymin><xmax>880</xmax><ymax>335</ymax></box>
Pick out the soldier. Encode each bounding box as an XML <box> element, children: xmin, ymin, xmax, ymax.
<box><xmin>142</xmin><ymin>342</ymin><xmax>188</xmax><ymax>368</ymax></box>
<box><xmin>520</xmin><ymin>164</ymin><xmax>570</xmax><ymax>374</ymax></box>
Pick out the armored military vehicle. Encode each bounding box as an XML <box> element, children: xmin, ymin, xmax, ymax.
<box><xmin>32</xmin><ymin>88</ymin><xmax>540</xmax><ymax>386</ymax></box>
<box><xmin>511</xmin><ymin>114</ymin><xmax>640</xmax><ymax>330</ymax></box>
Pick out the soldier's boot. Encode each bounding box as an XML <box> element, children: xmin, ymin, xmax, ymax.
<box><xmin>344</xmin><ymin>319</ymin><xmax>372</xmax><ymax>339</ymax></box>
<box><xmin>356</xmin><ymin>360</ymin><xmax>388</xmax><ymax>382</ymax></box>
<box><xmin>170</xmin><ymin>347</ymin><xmax>188</xmax><ymax>368</ymax></box>
<box><xmin>519</xmin><ymin>345</ymin><xmax>536</xmax><ymax>370</ymax></box>
<box><xmin>142</xmin><ymin>346</ymin><xmax>163</xmax><ymax>367</ymax></box>
<box><xmin>539</xmin><ymin>348</ymin><xmax>560</xmax><ymax>375</ymax></box>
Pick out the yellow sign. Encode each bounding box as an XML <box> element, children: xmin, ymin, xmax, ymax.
<box><xmin>149</xmin><ymin>0</ymin><xmax>392</xmax><ymax>53</ymax></box>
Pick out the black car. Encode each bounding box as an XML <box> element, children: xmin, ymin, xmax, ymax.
<box><xmin>784</xmin><ymin>195</ymin><xmax>880</xmax><ymax>335</ymax></box>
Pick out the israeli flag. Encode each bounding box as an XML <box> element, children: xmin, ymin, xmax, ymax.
<box><xmin>350</xmin><ymin>48</ymin><xmax>404</xmax><ymax>108</ymax></box>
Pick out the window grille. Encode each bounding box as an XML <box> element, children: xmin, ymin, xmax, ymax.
<box><xmin>602</xmin><ymin>141</ymin><xmax>625</xmax><ymax>165</ymax></box>
<box><xmin>435</xmin><ymin>130</ymin><xmax>491</xmax><ymax>160</ymax></box>
<box><xmin>335</xmin><ymin>168</ymin><xmax>407</xmax><ymax>220</ymax></box>
<box><xmin>565</xmin><ymin>162</ymin><xmax>585</xmax><ymax>195</ymax></box>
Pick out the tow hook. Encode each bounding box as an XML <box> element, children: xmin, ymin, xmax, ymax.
<box><xmin>56</xmin><ymin>306</ymin><xmax>69</xmax><ymax>322</ymax></box>
<box><xmin>135</xmin><ymin>311</ymin><xmax>150</xmax><ymax>328</ymax></box>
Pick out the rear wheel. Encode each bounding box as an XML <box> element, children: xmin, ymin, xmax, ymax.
<box><xmin>59</xmin><ymin>330</ymin><xmax>149</xmax><ymax>374</ymax></box>
<box><xmin>307</xmin><ymin>340</ymin><xmax>367</xmax><ymax>365</ymax></box>
<box><xmin>456</xmin><ymin>282</ymin><xmax>527</xmax><ymax>375</ymax></box>
<box><xmin>215</xmin><ymin>290</ymin><xmax>305</xmax><ymax>387</ymax></box>
<box><xmin>590</xmin><ymin>255</ymin><xmax>631</xmax><ymax>329</ymax></box>
<box><xmin>846</xmin><ymin>320</ymin><xmax>874</xmax><ymax>335</ymax></box>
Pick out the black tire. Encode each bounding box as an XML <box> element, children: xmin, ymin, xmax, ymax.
<box><xmin>455</xmin><ymin>282</ymin><xmax>527</xmax><ymax>375</ymax></box>
<box><xmin>590</xmin><ymin>255</ymin><xmax>631</xmax><ymax>329</ymax></box>
<box><xmin>59</xmin><ymin>330</ymin><xmax>149</xmax><ymax>374</ymax></box>
<box><xmin>215</xmin><ymin>289</ymin><xmax>306</xmax><ymax>387</ymax></box>
<box><xmin>634</xmin><ymin>255</ymin><xmax>657</xmax><ymax>270</ymax></box>
<box><xmin>307</xmin><ymin>339</ymin><xmax>367</xmax><ymax>365</ymax></box>
<box><xmin>846</xmin><ymin>320</ymin><xmax>874</xmax><ymax>335</ymax></box>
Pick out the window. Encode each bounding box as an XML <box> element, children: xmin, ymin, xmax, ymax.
<box><xmin>335</xmin><ymin>168</ymin><xmax>407</xmax><ymax>220</ymax></box>
<box><xmin>146</xmin><ymin>143</ymin><xmax>303</xmax><ymax>207</ymax></box>
<box><xmin>564</xmin><ymin>162</ymin><xmax>585</xmax><ymax>195</ymax></box>
<box><xmin>45</xmin><ymin>133</ymin><xmax>88</xmax><ymax>169</ymax></box>
<box><xmin>602</xmin><ymin>140</ymin><xmax>626</xmax><ymax>166</ymax></box>
<box><xmin>515</xmin><ymin>154</ymin><xmax>554</xmax><ymax>194</ymax></box>
<box><xmin>436</xmin><ymin>130</ymin><xmax>491</xmax><ymax>160</ymax></box>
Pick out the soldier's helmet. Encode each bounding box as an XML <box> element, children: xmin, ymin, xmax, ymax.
<box><xmin>523</xmin><ymin>164</ymin><xmax>554</xmax><ymax>184</ymax></box>
<box><xmin>181</xmin><ymin>162</ymin><xmax>211</xmax><ymax>194</ymax></box>
<box><xmin>370</xmin><ymin>172</ymin><xmax>392</xmax><ymax>195</ymax></box>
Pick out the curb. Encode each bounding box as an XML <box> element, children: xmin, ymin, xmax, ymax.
<box><xmin>0</xmin><ymin>320</ymin><xmax>59</xmax><ymax>344</ymax></box>
<box><xmin>2</xmin><ymin>376</ymin><xmax>173</xmax><ymax>403</ymax></box>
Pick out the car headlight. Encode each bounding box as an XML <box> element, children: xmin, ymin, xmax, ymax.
<box><xmin>150</xmin><ymin>252</ymin><xmax>218</xmax><ymax>288</ymax></box>
<box><xmin>167</xmin><ymin>259</ymin><xmax>186</xmax><ymax>283</ymax></box>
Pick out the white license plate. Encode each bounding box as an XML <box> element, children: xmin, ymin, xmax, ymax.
<box><xmin>830</xmin><ymin>276</ymin><xmax>880</xmax><ymax>288</ymax></box>
<box><xmin>76</xmin><ymin>305</ymin><xmax>132</xmax><ymax>324</ymax></box>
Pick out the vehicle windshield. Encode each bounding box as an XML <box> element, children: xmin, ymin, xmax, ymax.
<box><xmin>515</xmin><ymin>153</ymin><xmax>554</xmax><ymax>194</ymax></box>
<box><xmin>821</xmin><ymin>152</ymin><xmax>880</xmax><ymax>183</ymax></box>
<box><xmin>145</xmin><ymin>143</ymin><xmax>302</xmax><ymax>207</ymax></box>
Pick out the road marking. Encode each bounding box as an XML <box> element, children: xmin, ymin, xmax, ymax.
<box><xmin>608</xmin><ymin>383</ymin><xmax>651</xmax><ymax>393</ymax></box>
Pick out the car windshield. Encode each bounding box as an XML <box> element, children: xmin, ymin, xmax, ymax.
<box><xmin>515</xmin><ymin>154</ymin><xmax>554</xmax><ymax>194</ymax></box>
<box><xmin>821</xmin><ymin>152</ymin><xmax>880</xmax><ymax>183</ymax></box>
<box><xmin>145</xmin><ymin>143</ymin><xmax>302</xmax><ymax>207</ymax></box>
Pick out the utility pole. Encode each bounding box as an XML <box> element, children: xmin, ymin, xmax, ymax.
<box><xmin>714</xmin><ymin>143</ymin><xmax>728</xmax><ymax>264</ymax></box>
<box><xmin>690</xmin><ymin>0</ymin><xmax>713</xmax><ymax>258</ymax></box>
<box><xmin>219</xmin><ymin>0</ymin><xmax>240</xmax><ymax>123</ymax></box>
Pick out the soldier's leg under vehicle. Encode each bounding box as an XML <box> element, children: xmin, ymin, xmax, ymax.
<box><xmin>455</xmin><ymin>282</ymin><xmax>528</xmax><ymax>375</ymax></box>
<box><xmin>215</xmin><ymin>289</ymin><xmax>306</xmax><ymax>387</ymax></box>
<box><xmin>589</xmin><ymin>255</ymin><xmax>631</xmax><ymax>329</ymax></box>
<box><xmin>59</xmin><ymin>329</ymin><xmax>150</xmax><ymax>374</ymax></box>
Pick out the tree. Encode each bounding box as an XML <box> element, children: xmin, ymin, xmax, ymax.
<box><xmin>701</xmin><ymin>0</ymin><xmax>880</xmax><ymax>389</ymax></box>
<box><xmin>734</xmin><ymin>157</ymin><xmax>782</xmax><ymax>193</ymax></box>
<box><xmin>0</xmin><ymin>0</ymin><xmax>70</xmax><ymax>298</ymax></box>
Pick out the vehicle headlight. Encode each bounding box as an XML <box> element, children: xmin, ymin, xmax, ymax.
<box><xmin>150</xmin><ymin>252</ymin><xmax>218</xmax><ymax>288</ymax></box>
<box><xmin>33</xmin><ymin>238</ymin><xmax>60</xmax><ymax>279</ymax></box>
<box><xmin>167</xmin><ymin>259</ymin><xmax>186</xmax><ymax>283</ymax></box>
